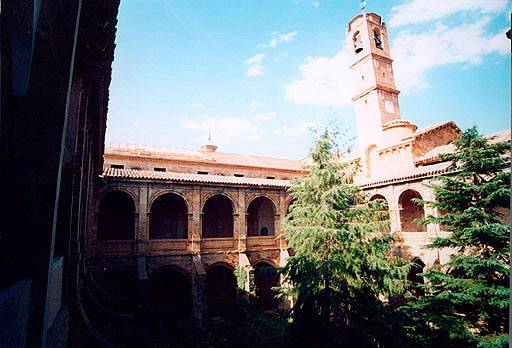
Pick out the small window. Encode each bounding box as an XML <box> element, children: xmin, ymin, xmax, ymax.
<box><xmin>361</xmin><ymin>75</ymin><xmax>365</xmax><ymax>81</ymax></box>
<box><xmin>234</xmin><ymin>173</ymin><xmax>244</xmax><ymax>177</ymax></box>
<box><xmin>197</xmin><ymin>171</ymin><xmax>208</xmax><ymax>175</ymax></box>
<box><xmin>266</xmin><ymin>176</ymin><xmax>275</xmax><ymax>179</ymax></box>
<box><xmin>111</xmin><ymin>164</ymin><xmax>124</xmax><ymax>169</ymax></box>
<box><xmin>154</xmin><ymin>167</ymin><xmax>166</xmax><ymax>172</ymax></box>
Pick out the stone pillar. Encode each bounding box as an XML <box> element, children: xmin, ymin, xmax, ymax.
<box><xmin>192</xmin><ymin>255</ymin><xmax>206</xmax><ymax>328</ymax></box>
<box><xmin>238</xmin><ymin>191</ymin><xmax>247</xmax><ymax>251</ymax></box>
<box><xmin>137</xmin><ymin>186</ymin><xmax>148</xmax><ymax>255</ymax></box>
<box><xmin>190</xmin><ymin>189</ymin><xmax>201</xmax><ymax>252</ymax></box>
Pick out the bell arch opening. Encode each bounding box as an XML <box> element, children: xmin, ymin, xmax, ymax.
<box><xmin>247</xmin><ymin>197</ymin><xmax>275</xmax><ymax>237</ymax></box>
<box><xmin>149</xmin><ymin>193</ymin><xmax>188</xmax><ymax>239</ymax></box>
<box><xmin>202</xmin><ymin>194</ymin><xmax>234</xmax><ymax>238</ymax></box>
<box><xmin>97</xmin><ymin>191</ymin><xmax>135</xmax><ymax>240</ymax></box>
<box><xmin>398</xmin><ymin>189</ymin><xmax>426</xmax><ymax>232</ymax></box>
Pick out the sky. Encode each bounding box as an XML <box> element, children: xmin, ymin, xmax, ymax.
<box><xmin>106</xmin><ymin>0</ymin><xmax>510</xmax><ymax>160</ymax></box>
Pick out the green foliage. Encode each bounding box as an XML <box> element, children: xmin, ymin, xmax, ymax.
<box><xmin>401</xmin><ymin>127</ymin><xmax>510</xmax><ymax>348</ymax></box>
<box><xmin>145</xmin><ymin>311</ymin><xmax>289</xmax><ymax>348</ymax></box>
<box><xmin>281</xmin><ymin>130</ymin><xmax>411</xmax><ymax>347</ymax></box>
<box><xmin>233</xmin><ymin>266</ymin><xmax>248</xmax><ymax>290</ymax></box>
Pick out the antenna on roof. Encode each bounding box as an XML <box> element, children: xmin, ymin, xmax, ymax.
<box><xmin>360</xmin><ymin>0</ymin><xmax>367</xmax><ymax>17</ymax></box>
<box><xmin>208</xmin><ymin>128</ymin><xmax>212</xmax><ymax>143</ymax></box>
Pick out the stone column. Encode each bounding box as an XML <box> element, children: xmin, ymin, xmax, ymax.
<box><xmin>190</xmin><ymin>189</ymin><xmax>201</xmax><ymax>252</ymax></box>
<box><xmin>137</xmin><ymin>185</ymin><xmax>148</xmax><ymax>256</ymax></box>
<box><xmin>238</xmin><ymin>191</ymin><xmax>247</xmax><ymax>251</ymax></box>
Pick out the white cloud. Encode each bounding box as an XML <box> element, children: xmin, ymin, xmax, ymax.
<box><xmin>245</xmin><ymin>54</ymin><xmax>265</xmax><ymax>77</ymax></box>
<box><xmin>251</xmin><ymin>100</ymin><xmax>268</xmax><ymax>107</ymax></box>
<box><xmin>279</xmin><ymin>32</ymin><xmax>298</xmax><ymax>43</ymax></box>
<box><xmin>285</xmin><ymin>13</ymin><xmax>508</xmax><ymax>104</ymax></box>
<box><xmin>193</xmin><ymin>103</ymin><xmax>203</xmax><ymax>108</ymax></box>
<box><xmin>253</xmin><ymin>112</ymin><xmax>276</xmax><ymax>121</ymax></box>
<box><xmin>312</xmin><ymin>1</ymin><xmax>319</xmax><ymax>8</ymax></box>
<box><xmin>392</xmin><ymin>17</ymin><xmax>509</xmax><ymax>92</ymax></box>
<box><xmin>258</xmin><ymin>32</ymin><xmax>298</xmax><ymax>49</ymax></box>
<box><xmin>389</xmin><ymin>0</ymin><xmax>508</xmax><ymax>27</ymax></box>
<box><xmin>246</xmin><ymin>64</ymin><xmax>264</xmax><ymax>77</ymax></box>
<box><xmin>180</xmin><ymin>117</ymin><xmax>261</xmax><ymax>145</ymax></box>
<box><xmin>245</xmin><ymin>54</ymin><xmax>265</xmax><ymax>64</ymax></box>
<box><xmin>284</xmin><ymin>49</ymin><xmax>352</xmax><ymax>107</ymax></box>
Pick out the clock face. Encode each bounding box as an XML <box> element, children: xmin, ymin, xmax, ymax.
<box><xmin>385</xmin><ymin>100</ymin><xmax>395</xmax><ymax>113</ymax></box>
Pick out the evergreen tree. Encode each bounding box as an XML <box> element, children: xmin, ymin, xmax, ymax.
<box><xmin>401</xmin><ymin>127</ymin><xmax>510</xmax><ymax>348</ymax></box>
<box><xmin>281</xmin><ymin>130</ymin><xmax>410</xmax><ymax>348</ymax></box>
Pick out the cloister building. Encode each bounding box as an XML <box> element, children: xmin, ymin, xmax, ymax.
<box><xmin>83</xmin><ymin>13</ymin><xmax>510</xmax><ymax>337</ymax></box>
<box><xmin>1</xmin><ymin>5</ymin><xmax>509</xmax><ymax>347</ymax></box>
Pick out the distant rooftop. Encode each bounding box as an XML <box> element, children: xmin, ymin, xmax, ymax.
<box><xmin>105</xmin><ymin>142</ymin><xmax>305</xmax><ymax>171</ymax></box>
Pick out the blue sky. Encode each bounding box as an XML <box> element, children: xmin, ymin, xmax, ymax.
<box><xmin>106</xmin><ymin>0</ymin><xmax>510</xmax><ymax>159</ymax></box>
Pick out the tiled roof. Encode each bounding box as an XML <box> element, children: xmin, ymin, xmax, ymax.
<box><xmin>415</xmin><ymin>129</ymin><xmax>511</xmax><ymax>165</ymax></box>
<box><xmin>102</xmin><ymin>168</ymin><xmax>291</xmax><ymax>188</ymax></box>
<box><xmin>358</xmin><ymin>161</ymin><xmax>452</xmax><ymax>188</ymax></box>
<box><xmin>105</xmin><ymin>142</ymin><xmax>303</xmax><ymax>171</ymax></box>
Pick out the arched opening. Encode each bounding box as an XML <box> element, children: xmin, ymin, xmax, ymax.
<box><xmin>370</xmin><ymin>194</ymin><xmax>390</xmax><ymax>232</ymax></box>
<box><xmin>97</xmin><ymin>191</ymin><xmax>135</xmax><ymax>240</ymax></box>
<box><xmin>247</xmin><ymin>197</ymin><xmax>275</xmax><ymax>237</ymax></box>
<box><xmin>353</xmin><ymin>31</ymin><xmax>363</xmax><ymax>53</ymax></box>
<box><xmin>399</xmin><ymin>189</ymin><xmax>426</xmax><ymax>232</ymax></box>
<box><xmin>373</xmin><ymin>29</ymin><xmax>382</xmax><ymax>48</ymax></box>
<box><xmin>254</xmin><ymin>262</ymin><xmax>279</xmax><ymax>310</ymax></box>
<box><xmin>407</xmin><ymin>258</ymin><xmax>425</xmax><ymax>296</ymax></box>
<box><xmin>206</xmin><ymin>264</ymin><xmax>237</xmax><ymax>317</ymax></box>
<box><xmin>202</xmin><ymin>195</ymin><xmax>234</xmax><ymax>238</ymax></box>
<box><xmin>150</xmin><ymin>268</ymin><xmax>192</xmax><ymax>322</ymax></box>
<box><xmin>149</xmin><ymin>193</ymin><xmax>188</xmax><ymax>239</ymax></box>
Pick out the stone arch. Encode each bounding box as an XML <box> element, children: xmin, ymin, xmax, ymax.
<box><xmin>97</xmin><ymin>191</ymin><xmax>136</xmax><ymax>240</ymax></box>
<box><xmin>398</xmin><ymin>189</ymin><xmax>426</xmax><ymax>232</ymax></box>
<box><xmin>253</xmin><ymin>261</ymin><xmax>279</xmax><ymax>310</ymax></box>
<box><xmin>247</xmin><ymin>196</ymin><xmax>276</xmax><ymax>237</ymax></box>
<box><xmin>149</xmin><ymin>190</ymin><xmax>191</xmax><ymax>213</ymax></box>
<box><xmin>149</xmin><ymin>192</ymin><xmax>188</xmax><ymax>239</ymax></box>
<box><xmin>370</xmin><ymin>193</ymin><xmax>390</xmax><ymax>232</ymax></box>
<box><xmin>202</xmin><ymin>194</ymin><xmax>234</xmax><ymax>238</ymax></box>
<box><xmin>369</xmin><ymin>194</ymin><xmax>389</xmax><ymax>209</ymax></box>
<box><xmin>149</xmin><ymin>267</ymin><xmax>192</xmax><ymax>322</ymax></box>
<box><xmin>201</xmin><ymin>192</ymin><xmax>237</xmax><ymax>213</ymax></box>
<box><xmin>205</xmin><ymin>263</ymin><xmax>237</xmax><ymax>317</ymax></box>
<box><xmin>97</xmin><ymin>187</ymin><xmax>139</xmax><ymax>213</ymax></box>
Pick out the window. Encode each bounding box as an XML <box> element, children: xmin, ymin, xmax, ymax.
<box><xmin>234</xmin><ymin>173</ymin><xmax>244</xmax><ymax>177</ymax></box>
<box><xmin>266</xmin><ymin>176</ymin><xmax>275</xmax><ymax>179</ymax></box>
<box><xmin>197</xmin><ymin>171</ymin><xmax>208</xmax><ymax>175</ymax></box>
<box><xmin>154</xmin><ymin>167</ymin><xmax>166</xmax><ymax>172</ymax></box>
<box><xmin>111</xmin><ymin>164</ymin><xmax>124</xmax><ymax>169</ymax></box>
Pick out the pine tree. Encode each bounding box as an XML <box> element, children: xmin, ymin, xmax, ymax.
<box><xmin>281</xmin><ymin>130</ymin><xmax>411</xmax><ymax>348</ymax></box>
<box><xmin>401</xmin><ymin>127</ymin><xmax>510</xmax><ymax>348</ymax></box>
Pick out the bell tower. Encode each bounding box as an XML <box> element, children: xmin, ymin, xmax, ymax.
<box><xmin>346</xmin><ymin>11</ymin><xmax>403</xmax><ymax>148</ymax></box>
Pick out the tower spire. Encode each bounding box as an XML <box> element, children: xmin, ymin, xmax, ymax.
<box><xmin>360</xmin><ymin>0</ymin><xmax>367</xmax><ymax>17</ymax></box>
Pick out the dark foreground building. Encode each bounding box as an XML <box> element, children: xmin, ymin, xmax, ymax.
<box><xmin>1</xmin><ymin>1</ymin><xmax>120</xmax><ymax>346</ymax></box>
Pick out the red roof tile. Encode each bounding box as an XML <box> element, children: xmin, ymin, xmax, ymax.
<box><xmin>102</xmin><ymin>168</ymin><xmax>291</xmax><ymax>188</ymax></box>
